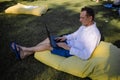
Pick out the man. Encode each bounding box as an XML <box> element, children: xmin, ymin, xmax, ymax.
<box><xmin>113</xmin><ymin>0</ymin><xmax>120</xmax><ymax>6</ymax></box>
<box><xmin>10</xmin><ymin>7</ymin><xmax>101</xmax><ymax>60</ymax></box>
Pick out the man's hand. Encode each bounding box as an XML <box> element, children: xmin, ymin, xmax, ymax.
<box><xmin>57</xmin><ymin>42</ymin><xmax>70</xmax><ymax>50</ymax></box>
<box><xmin>55</xmin><ymin>36</ymin><xmax>66</xmax><ymax>42</ymax></box>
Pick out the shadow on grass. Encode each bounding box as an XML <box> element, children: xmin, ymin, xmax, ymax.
<box><xmin>89</xmin><ymin>3</ymin><xmax>120</xmax><ymax>43</ymax></box>
<box><xmin>0</xmin><ymin>1</ymin><xmax>81</xmax><ymax>80</ymax></box>
<box><xmin>0</xmin><ymin>0</ymin><xmax>119</xmax><ymax>80</ymax></box>
<box><xmin>113</xmin><ymin>40</ymin><xmax>120</xmax><ymax>48</ymax></box>
<box><xmin>0</xmin><ymin>1</ymin><xmax>16</xmax><ymax>12</ymax></box>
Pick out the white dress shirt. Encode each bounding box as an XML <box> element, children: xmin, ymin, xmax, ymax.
<box><xmin>65</xmin><ymin>22</ymin><xmax>101</xmax><ymax>60</ymax></box>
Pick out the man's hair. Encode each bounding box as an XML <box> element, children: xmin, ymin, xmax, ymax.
<box><xmin>81</xmin><ymin>6</ymin><xmax>95</xmax><ymax>21</ymax></box>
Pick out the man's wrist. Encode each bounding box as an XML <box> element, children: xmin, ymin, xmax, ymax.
<box><xmin>66</xmin><ymin>47</ymin><xmax>70</xmax><ymax>50</ymax></box>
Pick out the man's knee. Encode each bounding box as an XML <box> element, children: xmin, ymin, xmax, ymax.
<box><xmin>44</xmin><ymin>43</ymin><xmax>52</xmax><ymax>50</ymax></box>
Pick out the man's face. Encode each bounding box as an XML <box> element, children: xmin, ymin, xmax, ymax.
<box><xmin>79</xmin><ymin>11</ymin><xmax>92</xmax><ymax>26</ymax></box>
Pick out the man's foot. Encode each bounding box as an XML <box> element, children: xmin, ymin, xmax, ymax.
<box><xmin>17</xmin><ymin>45</ymin><xmax>33</xmax><ymax>59</ymax></box>
<box><xmin>10</xmin><ymin>42</ymin><xmax>33</xmax><ymax>60</ymax></box>
<box><xmin>10</xmin><ymin>42</ymin><xmax>21</xmax><ymax>60</ymax></box>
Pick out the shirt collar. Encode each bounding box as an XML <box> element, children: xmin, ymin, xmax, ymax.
<box><xmin>82</xmin><ymin>22</ymin><xmax>96</xmax><ymax>30</ymax></box>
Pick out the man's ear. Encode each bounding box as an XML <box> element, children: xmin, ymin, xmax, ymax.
<box><xmin>89</xmin><ymin>16</ymin><xmax>93</xmax><ymax>21</ymax></box>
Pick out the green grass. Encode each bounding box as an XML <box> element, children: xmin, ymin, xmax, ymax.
<box><xmin>0</xmin><ymin>0</ymin><xmax>120</xmax><ymax>80</ymax></box>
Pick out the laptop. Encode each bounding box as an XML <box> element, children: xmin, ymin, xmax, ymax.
<box><xmin>45</xmin><ymin>24</ymin><xmax>58</xmax><ymax>48</ymax></box>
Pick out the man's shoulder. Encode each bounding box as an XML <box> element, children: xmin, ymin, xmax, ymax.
<box><xmin>90</xmin><ymin>26</ymin><xmax>101</xmax><ymax>36</ymax></box>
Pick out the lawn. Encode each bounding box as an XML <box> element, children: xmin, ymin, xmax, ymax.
<box><xmin>0</xmin><ymin>0</ymin><xmax>120</xmax><ymax>80</ymax></box>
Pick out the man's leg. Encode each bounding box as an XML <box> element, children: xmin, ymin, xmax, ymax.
<box><xmin>20</xmin><ymin>38</ymin><xmax>51</xmax><ymax>52</ymax></box>
<box><xmin>12</xmin><ymin>38</ymin><xmax>53</xmax><ymax>59</ymax></box>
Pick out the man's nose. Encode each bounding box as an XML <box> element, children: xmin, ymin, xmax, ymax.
<box><xmin>79</xmin><ymin>18</ymin><xmax>82</xmax><ymax>22</ymax></box>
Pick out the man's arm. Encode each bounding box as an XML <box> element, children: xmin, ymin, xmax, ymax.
<box><xmin>56</xmin><ymin>42</ymin><xmax>70</xmax><ymax>50</ymax></box>
<box><xmin>55</xmin><ymin>36</ymin><xmax>67</xmax><ymax>42</ymax></box>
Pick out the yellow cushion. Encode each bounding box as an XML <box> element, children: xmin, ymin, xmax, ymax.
<box><xmin>91</xmin><ymin>41</ymin><xmax>111</xmax><ymax>58</ymax></box>
<box><xmin>59</xmin><ymin>56</ymin><xmax>90</xmax><ymax>78</ymax></box>
<box><xmin>34</xmin><ymin>50</ymin><xmax>66</xmax><ymax>70</ymax></box>
<box><xmin>90</xmin><ymin>41</ymin><xmax>120</xmax><ymax>80</ymax></box>
<box><xmin>34</xmin><ymin>41</ymin><xmax>120</xmax><ymax>80</ymax></box>
<box><xmin>5</xmin><ymin>3</ymin><xmax>48</xmax><ymax>16</ymax></box>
